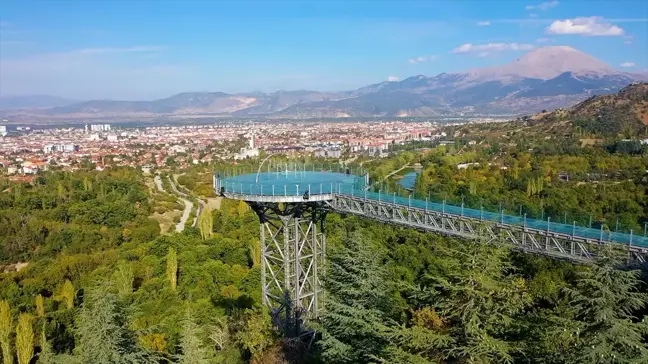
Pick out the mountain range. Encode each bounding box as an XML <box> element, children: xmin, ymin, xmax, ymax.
<box><xmin>1</xmin><ymin>46</ymin><xmax>646</xmax><ymax>122</ymax></box>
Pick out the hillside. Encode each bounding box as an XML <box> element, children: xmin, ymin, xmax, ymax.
<box><xmin>1</xmin><ymin>46</ymin><xmax>645</xmax><ymax>122</ymax></box>
<box><xmin>542</xmin><ymin>82</ymin><xmax>648</xmax><ymax>136</ymax></box>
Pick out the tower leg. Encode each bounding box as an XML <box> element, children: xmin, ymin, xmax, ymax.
<box><xmin>252</xmin><ymin>202</ymin><xmax>327</xmax><ymax>326</ymax></box>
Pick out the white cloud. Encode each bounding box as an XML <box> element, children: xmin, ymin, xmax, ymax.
<box><xmin>536</xmin><ymin>37</ymin><xmax>553</xmax><ymax>43</ymax></box>
<box><xmin>408</xmin><ymin>55</ymin><xmax>437</xmax><ymax>64</ymax></box>
<box><xmin>529</xmin><ymin>13</ymin><xmax>539</xmax><ymax>18</ymax></box>
<box><xmin>620</xmin><ymin>62</ymin><xmax>635</xmax><ymax>68</ymax></box>
<box><xmin>476</xmin><ymin>21</ymin><xmax>491</xmax><ymax>26</ymax></box>
<box><xmin>525</xmin><ymin>1</ymin><xmax>559</xmax><ymax>11</ymax></box>
<box><xmin>546</xmin><ymin>17</ymin><xmax>624</xmax><ymax>36</ymax></box>
<box><xmin>387</xmin><ymin>76</ymin><xmax>400</xmax><ymax>82</ymax></box>
<box><xmin>452</xmin><ymin>43</ymin><xmax>534</xmax><ymax>54</ymax></box>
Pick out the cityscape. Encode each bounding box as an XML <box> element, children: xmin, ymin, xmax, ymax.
<box><xmin>0</xmin><ymin>119</ymin><xmax>459</xmax><ymax>178</ymax></box>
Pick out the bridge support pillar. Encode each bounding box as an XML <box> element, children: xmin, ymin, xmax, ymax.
<box><xmin>251</xmin><ymin>201</ymin><xmax>327</xmax><ymax>328</ymax></box>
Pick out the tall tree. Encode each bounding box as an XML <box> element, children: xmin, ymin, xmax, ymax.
<box><xmin>113</xmin><ymin>261</ymin><xmax>134</xmax><ymax>297</ymax></box>
<box><xmin>75</xmin><ymin>288</ymin><xmax>154</xmax><ymax>364</ymax></box>
<box><xmin>37</xmin><ymin>324</ymin><xmax>54</xmax><ymax>364</ymax></box>
<box><xmin>15</xmin><ymin>314</ymin><xmax>33</xmax><ymax>364</ymax></box>
<box><xmin>429</xmin><ymin>244</ymin><xmax>530</xmax><ymax>364</ymax></box>
<box><xmin>198</xmin><ymin>207</ymin><xmax>213</xmax><ymax>240</ymax></box>
<box><xmin>318</xmin><ymin>233</ymin><xmax>397</xmax><ymax>363</ymax></box>
<box><xmin>565</xmin><ymin>265</ymin><xmax>648</xmax><ymax>363</ymax></box>
<box><xmin>249</xmin><ymin>240</ymin><xmax>261</xmax><ymax>268</ymax></box>
<box><xmin>166</xmin><ymin>247</ymin><xmax>178</xmax><ymax>291</ymax></box>
<box><xmin>176</xmin><ymin>309</ymin><xmax>209</xmax><ymax>364</ymax></box>
<box><xmin>0</xmin><ymin>300</ymin><xmax>13</xmax><ymax>364</ymax></box>
<box><xmin>60</xmin><ymin>281</ymin><xmax>75</xmax><ymax>309</ymax></box>
<box><xmin>35</xmin><ymin>296</ymin><xmax>45</xmax><ymax>318</ymax></box>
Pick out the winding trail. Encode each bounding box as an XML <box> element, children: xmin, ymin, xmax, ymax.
<box><xmin>173</xmin><ymin>174</ymin><xmax>207</xmax><ymax>228</ymax></box>
<box><xmin>160</xmin><ymin>175</ymin><xmax>193</xmax><ymax>233</ymax></box>
<box><xmin>153</xmin><ymin>175</ymin><xmax>165</xmax><ymax>192</ymax></box>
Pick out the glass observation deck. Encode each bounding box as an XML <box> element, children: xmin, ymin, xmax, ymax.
<box><xmin>215</xmin><ymin>171</ymin><xmax>647</xmax><ymax>249</ymax></box>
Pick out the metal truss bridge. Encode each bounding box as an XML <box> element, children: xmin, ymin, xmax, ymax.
<box><xmin>214</xmin><ymin>170</ymin><xmax>648</xmax><ymax>321</ymax></box>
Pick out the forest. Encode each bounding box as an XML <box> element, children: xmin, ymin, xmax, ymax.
<box><xmin>1</xmin><ymin>86</ymin><xmax>648</xmax><ymax>363</ymax></box>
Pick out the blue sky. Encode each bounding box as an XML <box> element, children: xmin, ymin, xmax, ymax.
<box><xmin>0</xmin><ymin>0</ymin><xmax>646</xmax><ymax>100</ymax></box>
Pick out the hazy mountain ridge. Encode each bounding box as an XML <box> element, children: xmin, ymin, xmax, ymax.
<box><xmin>1</xmin><ymin>46</ymin><xmax>645</xmax><ymax>121</ymax></box>
<box><xmin>0</xmin><ymin>95</ymin><xmax>78</xmax><ymax>110</ymax></box>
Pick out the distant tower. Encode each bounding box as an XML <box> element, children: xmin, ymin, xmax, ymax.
<box><xmin>249</xmin><ymin>133</ymin><xmax>255</xmax><ymax>149</ymax></box>
<box><xmin>84</xmin><ymin>124</ymin><xmax>89</xmax><ymax>134</ymax></box>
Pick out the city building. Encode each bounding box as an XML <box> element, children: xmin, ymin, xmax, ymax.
<box><xmin>0</xmin><ymin>125</ymin><xmax>7</xmax><ymax>137</ymax></box>
<box><xmin>90</xmin><ymin>124</ymin><xmax>111</xmax><ymax>132</ymax></box>
<box><xmin>43</xmin><ymin>144</ymin><xmax>79</xmax><ymax>154</ymax></box>
<box><xmin>313</xmin><ymin>148</ymin><xmax>342</xmax><ymax>158</ymax></box>
<box><xmin>234</xmin><ymin>133</ymin><xmax>260</xmax><ymax>160</ymax></box>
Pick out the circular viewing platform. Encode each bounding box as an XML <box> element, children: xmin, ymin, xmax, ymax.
<box><xmin>214</xmin><ymin>170</ymin><xmax>366</xmax><ymax>203</ymax></box>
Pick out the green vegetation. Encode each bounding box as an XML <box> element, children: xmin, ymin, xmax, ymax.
<box><xmin>1</xmin><ymin>85</ymin><xmax>647</xmax><ymax>363</ymax></box>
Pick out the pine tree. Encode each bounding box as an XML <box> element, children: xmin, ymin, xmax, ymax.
<box><xmin>37</xmin><ymin>324</ymin><xmax>54</xmax><ymax>364</ymax></box>
<box><xmin>318</xmin><ymin>233</ymin><xmax>396</xmax><ymax>363</ymax></box>
<box><xmin>198</xmin><ymin>207</ymin><xmax>213</xmax><ymax>240</ymax></box>
<box><xmin>376</xmin><ymin>307</ymin><xmax>453</xmax><ymax>364</ymax></box>
<box><xmin>15</xmin><ymin>314</ymin><xmax>33</xmax><ymax>364</ymax></box>
<box><xmin>60</xmin><ymin>280</ymin><xmax>75</xmax><ymax>309</ymax></box>
<box><xmin>113</xmin><ymin>261</ymin><xmax>134</xmax><ymax>297</ymax></box>
<box><xmin>166</xmin><ymin>247</ymin><xmax>178</xmax><ymax>291</ymax></box>
<box><xmin>430</xmin><ymin>244</ymin><xmax>530</xmax><ymax>364</ymax></box>
<box><xmin>35</xmin><ymin>296</ymin><xmax>45</xmax><ymax>318</ymax></box>
<box><xmin>176</xmin><ymin>309</ymin><xmax>209</xmax><ymax>364</ymax></box>
<box><xmin>565</xmin><ymin>265</ymin><xmax>648</xmax><ymax>363</ymax></box>
<box><xmin>75</xmin><ymin>288</ymin><xmax>155</xmax><ymax>364</ymax></box>
<box><xmin>0</xmin><ymin>300</ymin><xmax>13</xmax><ymax>364</ymax></box>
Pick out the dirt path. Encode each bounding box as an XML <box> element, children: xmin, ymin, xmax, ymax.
<box><xmin>165</xmin><ymin>176</ymin><xmax>193</xmax><ymax>232</ymax></box>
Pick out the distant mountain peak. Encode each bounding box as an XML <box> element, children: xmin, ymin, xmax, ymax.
<box><xmin>465</xmin><ymin>45</ymin><xmax>618</xmax><ymax>82</ymax></box>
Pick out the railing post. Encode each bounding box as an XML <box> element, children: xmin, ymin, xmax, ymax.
<box><xmin>630</xmin><ymin>230</ymin><xmax>633</xmax><ymax>246</ymax></box>
<box><xmin>443</xmin><ymin>200</ymin><xmax>445</xmax><ymax>215</ymax></box>
<box><xmin>308</xmin><ymin>184</ymin><xmax>311</xmax><ymax>196</ymax></box>
<box><xmin>600</xmin><ymin>224</ymin><xmax>603</xmax><ymax>241</ymax></box>
<box><xmin>284</xmin><ymin>185</ymin><xmax>287</xmax><ymax>196</ymax></box>
<box><xmin>547</xmin><ymin>217</ymin><xmax>550</xmax><ymax>233</ymax></box>
<box><xmin>461</xmin><ymin>202</ymin><xmax>464</xmax><ymax>217</ymax></box>
<box><xmin>524</xmin><ymin>213</ymin><xmax>527</xmax><ymax>229</ymax></box>
<box><xmin>272</xmin><ymin>185</ymin><xmax>275</xmax><ymax>196</ymax></box>
<box><xmin>572</xmin><ymin>221</ymin><xmax>575</xmax><ymax>238</ymax></box>
<box><xmin>480</xmin><ymin>205</ymin><xmax>483</xmax><ymax>221</ymax></box>
<box><xmin>408</xmin><ymin>195</ymin><xmax>411</xmax><ymax>208</ymax></box>
<box><xmin>364</xmin><ymin>190</ymin><xmax>367</xmax><ymax>201</ymax></box>
<box><xmin>425</xmin><ymin>197</ymin><xmax>428</xmax><ymax>212</ymax></box>
<box><xmin>501</xmin><ymin>209</ymin><xmax>504</xmax><ymax>225</ymax></box>
<box><xmin>296</xmin><ymin>184</ymin><xmax>299</xmax><ymax>196</ymax></box>
<box><xmin>379</xmin><ymin>190</ymin><xmax>381</xmax><ymax>202</ymax></box>
<box><xmin>393</xmin><ymin>192</ymin><xmax>396</xmax><ymax>205</ymax></box>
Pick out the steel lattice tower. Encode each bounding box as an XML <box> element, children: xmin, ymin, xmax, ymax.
<box><xmin>249</xmin><ymin>201</ymin><xmax>327</xmax><ymax>321</ymax></box>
